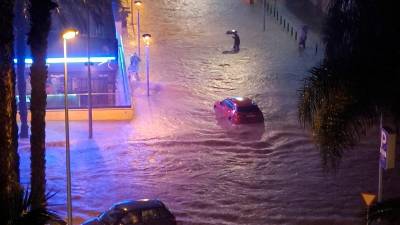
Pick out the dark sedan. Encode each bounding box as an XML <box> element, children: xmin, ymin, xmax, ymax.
<box><xmin>82</xmin><ymin>199</ymin><xmax>176</xmax><ymax>225</ymax></box>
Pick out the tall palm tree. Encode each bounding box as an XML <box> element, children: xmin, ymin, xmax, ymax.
<box><xmin>0</xmin><ymin>0</ymin><xmax>21</xmax><ymax>224</ymax></box>
<box><xmin>27</xmin><ymin>0</ymin><xmax>57</xmax><ymax>208</ymax></box>
<box><xmin>298</xmin><ymin>0</ymin><xmax>400</xmax><ymax>167</ymax></box>
<box><xmin>15</xmin><ymin>0</ymin><xmax>29</xmax><ymax>138</ymax></box>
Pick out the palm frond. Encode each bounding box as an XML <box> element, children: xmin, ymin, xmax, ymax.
<box><xmin>298</xmin><ymin>59</ymin><xmax>380</xmax><ymax>167</ymax></box>
<box><xmin>297</xmin><ymin>0</ymin><xmax>400</xmax><ymax>168</ymax></box>
<box><xmin>9</xmin><ymin>187</ymin><xmax>65</xmax><ymax>225</ymax></box>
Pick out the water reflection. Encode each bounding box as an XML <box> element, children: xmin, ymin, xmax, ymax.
<box><xmin>215</xmin><ymin>117</ymin><xmax>265</xmax><ymax>141</ymax></box>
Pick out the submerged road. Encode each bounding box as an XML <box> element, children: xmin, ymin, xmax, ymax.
<box><xmin>19</xmin><ymin>0</ymin><xmax>400</xmax><ymax>224</ymax></box>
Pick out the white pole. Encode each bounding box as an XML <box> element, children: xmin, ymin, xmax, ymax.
<box><xmin>87</xmin><ymin>0</ymin><xmax>93</xmax><ymax>139</ymax></box>
<box><xmin>145</xmin><ymin>44</ymin><xmax>149</xmax><ymax>96</ymax></box>
<box><xmin>63</xmin><ymin>38</ymin><xmax>73</xmax><ymax>225</ymax></box>
<box><xmin>137</xmin><ymin>8</ymin><xmax>141</xmax><ymax>57</ymax></box>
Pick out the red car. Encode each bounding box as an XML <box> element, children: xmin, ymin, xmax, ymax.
<box><xmin>214</xmin><ymin>97</ymin><xmax>264</xmax><ymax>124</ymax></box>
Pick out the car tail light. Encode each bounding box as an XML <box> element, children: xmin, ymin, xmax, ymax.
<box><xmin>233</xmin><ymin>115</ymin><xmax>241</xmax><ymax>124</ymax></box>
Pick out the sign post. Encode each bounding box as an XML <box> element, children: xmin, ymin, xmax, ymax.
<box><xmin>361</xmin><ymin>193</ymin><xmax>376</xmax><ymax>225</ymax></box>
<box><xmin>378</xmin><ymin>115</ymin><xmax>396</xmax><ymax>202</ymax></box>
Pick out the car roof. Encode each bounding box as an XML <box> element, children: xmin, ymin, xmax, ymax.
<box><xmin>227</xmin><ymin>97</ymin><xmax>254</xmax><ymax>107</ymax></box>
<box><xmin>112</xmin><ymin>199</ymin><xmax>166</xmax><ymax>211</ymax></box>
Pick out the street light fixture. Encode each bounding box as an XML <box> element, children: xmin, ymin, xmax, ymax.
<box><xmin>63</xmin><ymin>29</ymin><xmax>78</xmax><ymax>39</ymax></box>
<box><xmin>134</xmin><ymin>0</ymin><xmax>142</xmax><ymax>57</ymax></box>
<box><xmin>62</xmin><ymin>28</ymin><xmax>78</xmax><ymax>225</ymax></box>
<box><xmin>142</xmin><ymin>33</ymin><xmax>151</xmax><ymax>96</ymax></box>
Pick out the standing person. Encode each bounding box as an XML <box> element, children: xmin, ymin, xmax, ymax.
<box><xmin>128</xmin><ymin>52</ymin><xmax>141</xmax><ymax>81</ymax></box>
<box><xmin>232</xmin><ymin>31</ymin><xmax>240</xmax><ymax>52</ymax></box>
<box><xmin>299</xmin><ymin>25</ymin><xmax>308</xmax><ymax>49</ymax></box>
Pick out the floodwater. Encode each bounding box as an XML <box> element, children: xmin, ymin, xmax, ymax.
<box><xmin>19</xmin><ymin>0</ymin><xmax>400</xmax><ymax>224</ymax></box>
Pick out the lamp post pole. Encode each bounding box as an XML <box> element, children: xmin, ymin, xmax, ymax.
<box><xmin>134</xmin><ymin>0</ymin><xmax>142</xmax><ymax>56</ymax></box>
<box><xmin>137</xmin><ymin>8</ymin><xmax>141</xmax><ymax>56</ymax></box>
<box><xmin>142</xmin><ymin>33</ymin><xmax>151</xmax><ymax>96</ymax></box>
<box><xmin>145</xmin><ymin>44</ymin><xmax>149</xmax><ymax>96</ymax></box>
<box><xmin>63</xmin><ymin>37</ymin><xmax>73</xmax><ymax>225</ymax></box>
<box><xmin>62</xmin><ymin>29</ymin><xmax>78</xmax><ymax>225</ymax></box>
<box><xmin>86</xmin><ymin>0</ymin><xmax>93</xmax><ymax>139</ymax></box>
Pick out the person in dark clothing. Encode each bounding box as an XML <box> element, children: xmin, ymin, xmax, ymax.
<box><xmin>298</xmin><ymin>25</ymin><xmax>308</xmax><ymax>49</ymax></box>
<box><xmin>232</xmin><ymin>32</ymin><xmax>240</xmax><ymax>52</ymax></box>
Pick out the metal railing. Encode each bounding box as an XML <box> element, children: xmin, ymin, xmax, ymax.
<box><xmin>16</xmin><ymin>92</ymin><xmax>128</xmax><ymax>109</ymax></box>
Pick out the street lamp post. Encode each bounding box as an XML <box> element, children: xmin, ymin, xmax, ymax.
<box><xmin>85</xmin><ymin>0</ymin><xmax>93</xmax><ymax>139</ymax></box>
<box><xmin>134</xmin><ymin>0</ymin><xmax>142</xmax><ymax>56</ymax></box>
<box><xmin>62</xmin><ymin>28</ymin><xmax>78</xmax><ymax>225</ymax></box>
<box><xmin>142</xmin><ymin>33</ymin><xmax>151</xmax><ymax>96</ymax></box>
<box><xmin>130</xmin><ymin>0</ymin><xmax>134</xmax><ymax>36</ymax></box>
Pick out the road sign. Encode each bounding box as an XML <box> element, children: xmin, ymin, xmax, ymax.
<box><xmin>361</xmin><ymin>193</ymin><xmax>376</xmax><ymax>206</ymax></box>
<box><xmin>380</xmin><ymin>127</ymin><xmax>396</xmax><ymax>170</ymax></box>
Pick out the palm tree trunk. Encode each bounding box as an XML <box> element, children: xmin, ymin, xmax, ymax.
<box><xmin>28</xmin><ymin>0</ymin><xmax>56</xmax><ymax>208</ymax></box>
<box><xmin>0</xmin><ymin>0</ymin><xmax>21</xmax><ymax>223</ymax></box>
<box><xmin>16</xmin><ymin>0</ymin><xmax>29</xmax><ymax>139</ymax></box>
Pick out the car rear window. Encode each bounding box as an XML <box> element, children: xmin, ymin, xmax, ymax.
<box><xmin>141</xmin><ymin>207</ymin><xmax>172</xmax><ymax>222</ymax></box>
<box><xmin>158</xmin><ymin>207</ymin><xmax>173</xmax><ymax>218</ymax></box>
<box><xmin>222</xmin><ymin>100</ymin><xmax>235</xmax><ymax>109</ymax></box>
<box><xmin>99</xmin><ymin>208</ymin><xmax>123</xmax><ymax>224</ymax></box>
<box><xmin>120</xmin><ymin>212</ymin><xmax>140</xmax><ymax>224</ymax></box>
<box><xmin>236</xmin><ymin>105</ymin><xmax>259</xmax><ymax>112</ymax></box>
<box><xmin>142</xmin><ymin>208</ymin><xmax>160</xmax><ymax>222</ymax></box>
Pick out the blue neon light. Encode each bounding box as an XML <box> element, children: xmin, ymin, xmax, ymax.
<box><xmin>13</xmin><ymin>57</ymin><xmax>116</xmax><ymax>64</ymax></box>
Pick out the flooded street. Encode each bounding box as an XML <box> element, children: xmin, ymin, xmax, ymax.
<box><xmin>19</xmin><ymin>0</ymin><xmax>400</xmax><ymax>224</ymax></box>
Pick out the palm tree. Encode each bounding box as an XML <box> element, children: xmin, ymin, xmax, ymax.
<box><xmin>26</xmin><ymin>0</ymin><xmax>114</xmax><ymax>209</ymax></box>
<box><xmin>15</xmin><ymin>0</ymin><xmax>29</xmax><ymax>138</ymax></box>
<box><xmin>27</xmin><ymin>0</ymin><xmax>57</xmax><ymax>208</ymax></box>
<box><xmin>0</xmin><ymin>0</ymin><xmax>21</xmax><ymax>224</ymax></box>
<box><xmin>298</xmin><ymin>0</ymin><xmax>400</xmax><ymax>167</ymax></box>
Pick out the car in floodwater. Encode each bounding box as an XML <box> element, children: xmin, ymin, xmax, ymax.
<box><xmin>81</xmin><ymin>199</ymin><xmax>176</xmax><ymax>225</ymax></box>
<box><xmin>214</xmin><ymin>97</ymin><xmax>264</xmax><ymax>124</ymax></box>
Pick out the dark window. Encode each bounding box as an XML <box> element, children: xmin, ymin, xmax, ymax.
<box><xmin>237</xmin><ymin>105</ymin><xmax>259</xmax><ymax>113</ymax></box>
<box><xmin>120</xmin><ymin>211</ymin><xmax>140</xmax><ymax>224</ymax></box>
<box><xmin>158</xmin><ymin>207</ymin><xmax>172</xmax><ymax>219</ymax></box>
<box><xmin>142</xmin><ymin>209</ymin><xmax>160</xmax><ymax>222</ymax></box>
<box><xmin>99</xmin><ymin>208</ymin><xmax>123</xmax><ymax>224</ymax></box>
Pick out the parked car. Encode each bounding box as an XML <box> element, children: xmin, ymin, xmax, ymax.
<box><xmin>81</xmin><ymin>199</ymin><xmax>176</xmax><ymax>225</ymax></box>
<box><xmin>214</xmin><ymin>97</ymin><xmax>264</xmax><ymax>124</ymax></box>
